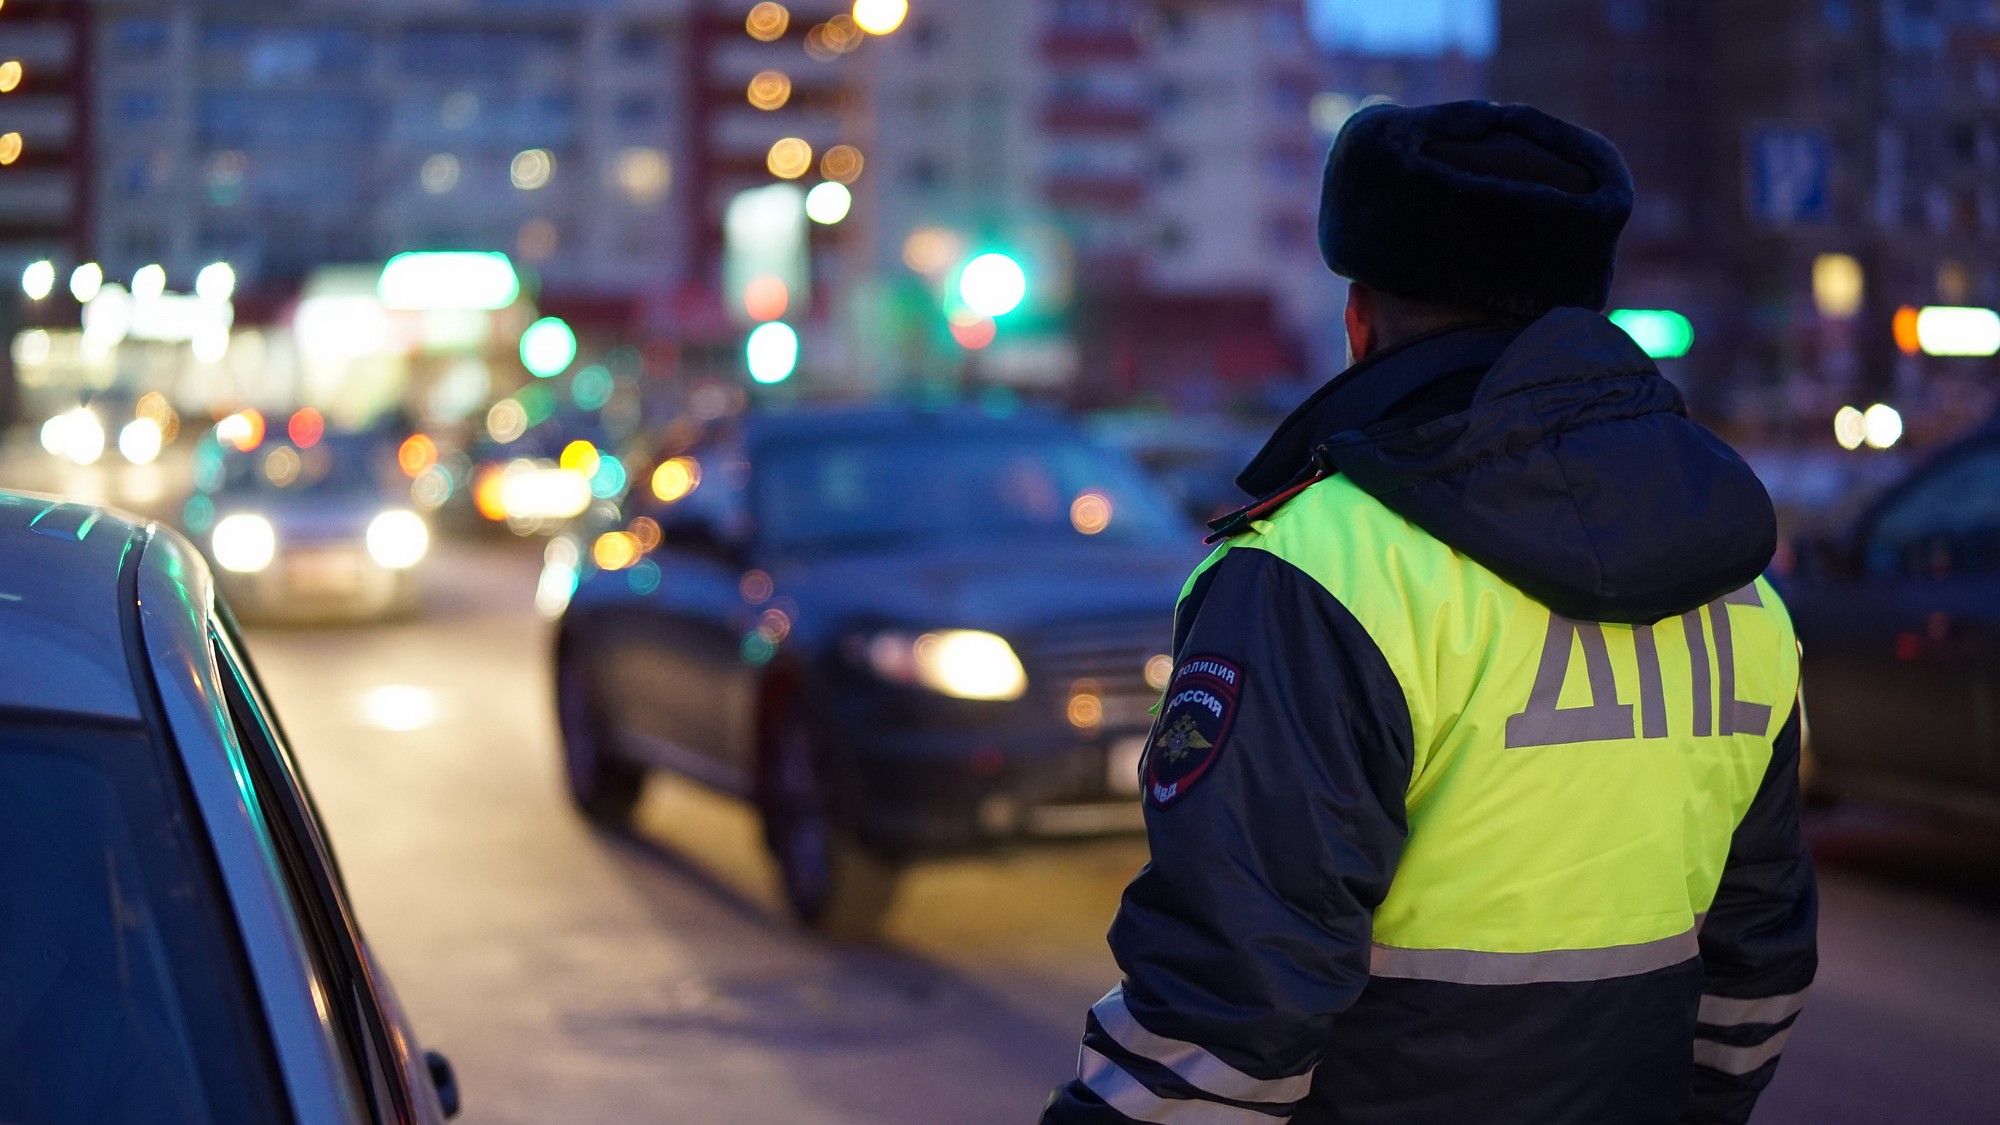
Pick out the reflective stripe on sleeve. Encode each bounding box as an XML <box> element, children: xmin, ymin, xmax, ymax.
<box><xmin>1698</xmin><ymin>988</ymin><xmax>1809</xmax><ymax>1028</ymax></box>
<box><xmin>1369</xmin><ymin>925</ymin><xmax>1699</xmax><ymax>985</ymax></box>
<box><xmin>1090</xmin><ymin>987</ymin><xmax>1315</xmax><ymax>1105</ymax></box>
<box><xmin>1693</xmin><ymin>1027</ymin><xmax>1794</xmax><ymax>1076</ymax></box>
<box><xmin>1079</xmin><ymin>1045</ymin><xmax>1289</xmax><ymax>1125</ymax></box>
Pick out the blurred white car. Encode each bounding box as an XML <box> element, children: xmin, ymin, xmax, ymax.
<box><xmin>197</xmin><ymin>432</ymin><xmax>430</xmax><ymax>621</ymax></box>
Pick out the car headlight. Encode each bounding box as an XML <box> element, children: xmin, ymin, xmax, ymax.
<box><xmin>366</xmin><ymin>510</ymin><xmax>430</xmax><ymax>569</ymax></box>
<box><xmin>867</xmin><ymin>629</ymin><xmax>1027</xmax><ymax>701</ymax></box>
<box><xmin>212</xmin><ymin>513</ymin><xmax>276</xmax><ymax>573</ymax></box>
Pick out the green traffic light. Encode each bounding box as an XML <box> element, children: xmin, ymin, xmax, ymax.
<box><xmin>520</xmin><ymin>316</ymin><xmax>577</xmax><ymax>378</ymax></box>
<box><xmin>957</xmin><ymin>252</ymin><xmax>1027</xmax><ymax>318</ymax></box>
<box><xmin>1608</xmin><ymin>309</ymin><xmax>1694</xmax><ymax>359</ymax></box>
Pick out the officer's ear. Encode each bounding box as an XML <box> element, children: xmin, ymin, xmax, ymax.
<box><xmin>1345</xmin><ymin>283</ymin><xmax>1377</xmax><ymax>363</ymax></box>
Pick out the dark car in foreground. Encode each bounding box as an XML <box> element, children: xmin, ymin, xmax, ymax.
<box><xmin>199</xmin><ymin>432</ymin><xmax>431</xmax><ymax>622</ymax></box>
<box><xmin>549</xmin><ymin>406</ymin><xmax>1202</xmax><ymax>933</ymax></box>
<box><xmin>0</xmin><ymin>493</ymin><xmax>457</xmax><ymax>1124</ymax></box>
<box><xmin>1778</xmin><ymin>422</ymin><xmax>2000</xmax><ymax>817</ymax></box>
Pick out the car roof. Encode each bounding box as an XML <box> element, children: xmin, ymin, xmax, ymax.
<box><xmin>741</xmin><ymin>403</ymin><xmax>1076</xmax><ymax>449</ymax></box>
<box><xmin>0</xmin><ymin>492</ymin><xmax>152</xmax><ymax>721</ymax></box>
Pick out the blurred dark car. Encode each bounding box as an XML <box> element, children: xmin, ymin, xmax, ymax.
<box><xmin>1776</xmin><ymin>422</ymin><xmax>2000</xmax><ymax>817</ymax></box>
<box><xmin>1087</xmin><ymin>412</ymin><xmax>1266</xmax><ymax>524</ymax></box>
<box><xmin>200</xmin><ymin>433</ymin><xmax>430</xmax><ymax>621</ymax></box>
<box><xmin>0</xmin><ymin>492</ymin><xmax>458</xmax><ymax>1124</ymax></box>
<box><xmin>549</xmin><ymin>406</ymin><xmax>1203</xmax><ymax>933</ymax></box>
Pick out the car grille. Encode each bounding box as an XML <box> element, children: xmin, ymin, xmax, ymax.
<box><xmin>1022</xmin><ymin>615</ymin><xmax>1170</xmax><ymax>729</ymax></box>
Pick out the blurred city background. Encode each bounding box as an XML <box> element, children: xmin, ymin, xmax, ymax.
<box><xmin>1</xmin><ymin>0</ymin><xmax>1998</xmax><ymax>1123</ymax></box>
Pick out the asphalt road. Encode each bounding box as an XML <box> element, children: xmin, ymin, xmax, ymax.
<box><xmin>237</xmin><ymin>540</ymin><xmax>2000</xmax><ymax>1125</ymax></box>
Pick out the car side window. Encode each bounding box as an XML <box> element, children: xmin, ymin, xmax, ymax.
<box><xmin>1863</xmin><ymin>443</ymin><xmax>2000</xmax><ymax>578</ymax></box>
<box><xmin>211</xmin><ymin>628</ymin><xmax>411</xmax><ymax>1125</ymax></box>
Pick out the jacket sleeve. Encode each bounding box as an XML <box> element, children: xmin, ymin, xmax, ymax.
<box><xmin>1682</xmin><ymin>704</ymin><xmax>1818</xmax><ymax>1125</ymax></box>
<box><xmin>1041</xmin><ymin>546</ymin><xmax>1415</xmax><ymax>1124</ymax></box>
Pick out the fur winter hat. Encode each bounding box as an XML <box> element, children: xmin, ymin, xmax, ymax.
<box><xmin>1318</xmin><ymin>100</ymin><xmax>1634</xmax><ymax>319</ymax></box>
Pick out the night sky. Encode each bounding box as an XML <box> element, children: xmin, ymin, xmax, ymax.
<box><xmin>1308</xmin><ymin>0</ymin><xmax>1495</xmax><ymax>54</ymax></box>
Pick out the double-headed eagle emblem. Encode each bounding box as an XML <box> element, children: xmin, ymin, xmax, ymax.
<box><xmin>1155</xmin><ymin>713</ymin><xmax>1213</xmax><ymax>763</ymax></box>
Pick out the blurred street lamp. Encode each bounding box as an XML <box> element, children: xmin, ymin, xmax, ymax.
<box><xmin>1812</xmin><ymin>253</ymin><xmax>1863</xmax><ymax>319</ymax></box>
<box><xmin>853</xmin><ymin>0</ymin><xmax>909</xmax><ymax>35</ymax></box>
<box><xmin>1832</xmin><ymin>406</ymin><xmax>1866</xmax><ymax>451</ymax></box>
<box><xmin>0</xmin><ymin>60</ymin><xmax>21</xmax><ymax>94</ymax></box>
<box><xmin>805</xmin><ymin>182</ymin><xmax>852</xmax><ymax>224</ymax></box>
<box><xmin>0</xmin><ymin>132</ymin><xmax>21</xmax><ymax>166</ymax></box>
<box><xmin>510</xmin><ymin>148</ymin><xmax>554</xmax><ymax>190</ymax></box>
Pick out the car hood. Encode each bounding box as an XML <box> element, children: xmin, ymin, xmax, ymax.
<box><xmin>774</xmin><ymin>537</ymin><xmax>1204</xmax><ymax>636</ymax></box>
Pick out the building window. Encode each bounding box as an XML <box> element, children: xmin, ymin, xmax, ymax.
<box><xmin>113</xmin><ymin>18</ymin><xmax>169</xmax><ymax>60</ymax></box>
<box><xmin>116</xmin><ymin>91</ymin><xmax>163</xmax><ymax>125</ymax></box>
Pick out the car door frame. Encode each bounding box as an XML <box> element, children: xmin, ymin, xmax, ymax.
<box><xmin>212</xmin><ymin>618</ymin><xmax>449</xmax><ymax>1125</ymax></box>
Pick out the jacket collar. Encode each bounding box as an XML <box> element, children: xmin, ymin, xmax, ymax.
<box><xmin>1236</xmin><ymin>321</ymin><xmax>1525</xmax><ymax>498</ymax></box>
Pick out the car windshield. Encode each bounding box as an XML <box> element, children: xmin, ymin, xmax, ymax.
<box><xmin>0</xmin><ymin>715</ymin><xmax>287</xmax><ymax>1125</ymax></box>
<box><xmin>756</xmin><ymin>430</ymin><xmax>1190</xmax><ymax>552</ymax></box>
<box><xmin>215</xmin><ymin>435</ymin><xmax>394</xmax><ymax>500</ymax></box>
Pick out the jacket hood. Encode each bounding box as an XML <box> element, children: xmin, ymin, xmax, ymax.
<box><xmin>1240</xmin><ymin>309</ymin><xmax>1776</xmax><ymax>624</ymax></box>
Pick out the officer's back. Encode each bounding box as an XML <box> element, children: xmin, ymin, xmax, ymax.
<box><xmin>1042</xmin><ymin>101</ymin><xmax>1813</xmax><ymax>1125</ymax></box>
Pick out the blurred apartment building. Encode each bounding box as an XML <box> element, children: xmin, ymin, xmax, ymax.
<box><xmin>0</xmin><ymin>1</ymin><xmax>90</xmax><ymax>282</ymax></box>
<box><xmin>72</xmin><ymin>0</ymin><xmax>1343</xmax><ymax>400</ymax></box>
<box><xmin>1499</xmin><ymin>0</ymin><xmax>2000</xmax><ymax>445</ymax></box>
<box><xmin>87</xmin><ymin>0</ymin><xmax>685</xmax><ymax>307</ymax></box>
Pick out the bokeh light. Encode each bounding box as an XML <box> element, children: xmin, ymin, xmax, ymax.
<box><xmin>0</xmin><ymin>60</ymin><xmax>22</xmax><ymax>94</ymax></box>
<box><xmin>901</xmin><ymin>227</ymin><xmax>963</xmax><ymax>275</ymax></box>
<box><xmin>853</xmin><ymin>0</ymin><xmax>909</xmax><ymax>35</ymax></box>
<box><xmin>486</xmin><ymin>399</ymin><xmax>528</xmax><ymax>444</ymax></box>
<box><xmin>820</xmin><ymin>144</ymin><xmax>865</xmax><ymax>184</ymax></box>
<box><xmin>1863</xmin><ymin>403</ymin><xmax>1903</xmax><ymax>450</ymax></box>
<box><xmin>747</xmin><ymin>71</ymin><xmax>792</xmax><ymax>111</ymax></box>
<box><xmin>958</xmin><ymin>253</ymin><xmax>1028</xmax><ymax>317</ymax></box>
<box><xmin>520</xmin><ymin>316</ymin><xmax>577</xmax><ymax>377</ymax></box>
<box><xmin>746</xmin><ymin>2</ymin><xmax>790</xmax><ymax>40</ymax></box>
<box><xmin>19</xmin><ymin>259</ymin><xmax>51</xmax><ymax>300</ymax></box>
<box><xmin>746</xmin><ymin>321</ymin><xmax>800</xmax><ymax>383</ymax></box>
<box><xmin>287</xmin><ymin>406</ymin><xmax>324</xmax><ymax>448</ymax></box>
<box><xmin>743</xmin><ymin>275</ymin><xmax>788</xmax><ymax>322</ymax></box>
<box><xmin>652</xmin><ymin>456</ymin><xmax>702</xmax><ymax>503</ymax></box>
<box><xmin>767</xmin><ymin>137</ymin><xmax>813</xmax><ymax>180</ymax></box>
<box><xmin>1070</xmin><ymin>491</ymin><xmax>1113</xmax><ymax>535</ymax></box>
<box><xmin>593</xmin><ymin>531</ymin><xmax>642</xmax><ymax>571</ymax></box>
<box><xmin>510</xmin><ymin>148</ymin><xmax>554</xmax><ymax>190</ymax></box>
<box><xmin>1833</xmin><ymin>405</ymin><xmax>1866</xmax><ymax>451</ymax></box>
<box><xmin>560</xmin><ymin>439</ymin><xmax>601</xmax><ymax>477</ymax></box>
<box><xmin>0</xmin><ymin>132</ymin><xmax>22</xmax><ymax>165</ymax></box>
<box><xmin>69</xmin><ymin>262</ymin><xmax>102</xmax><ymax>302</ymax></box>
<box><xmin>805</xmin><ymin>182</ymin><xmax>852</xmax><ymax>224</ymax></box>
<box><xmin>398</xmin><ymin>433</ymin><xmax>439</xmax><ymax>477</ymax></box>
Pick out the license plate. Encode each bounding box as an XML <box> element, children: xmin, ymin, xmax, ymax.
<box><xmin>1106</xmin><ymin>735</ymin><xmax>1147</xmax><ymax>795</ymax></box>
<box><xmin>287</xmin><ymin>550</ymin><xmax>364</xmax><ymax>595</ymax></box>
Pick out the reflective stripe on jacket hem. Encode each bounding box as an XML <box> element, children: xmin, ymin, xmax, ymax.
<box><xmin>1091</xmin><ymin>987</ymin><xmax>1315</xmax><ymax>1105</ymax></box>
<box><xmin>1693</xmin><ymin>1027</ymin><xmax>1793</xmax><ymax>1075</ymax></box>
<box><xmin>1369</xmin><ymin>924</ymin><xmax>1700</xmax><ymax>985</ymax></box>
<box><xmin>1698</xmin><ymin>988</ymin><xmax>1808</xmax><ymax>1027</ymax></box>
<box><xmin>1079</xmin><ymin>1045</ymin><xmax>1289</xmax><ymax>1125</ymax></box>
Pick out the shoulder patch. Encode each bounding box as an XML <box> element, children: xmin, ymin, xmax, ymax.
<box><xmin>1144</xmin><ymin>654</ymin><xmax>1242</xmax><ymax>807</ymax></box>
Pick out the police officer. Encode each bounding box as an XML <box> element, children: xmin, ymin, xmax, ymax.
<box><xmin>1041</xmin><ymin>101</ymin><xmax>1815</xmax><ymax>1125</ymax></box>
